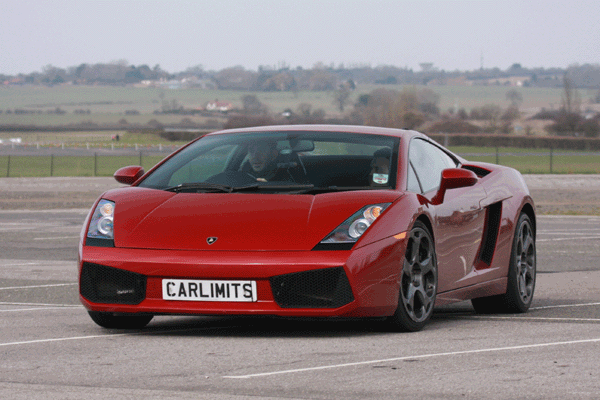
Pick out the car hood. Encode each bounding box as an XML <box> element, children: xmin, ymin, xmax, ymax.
<box><xmin>102</xmin><ymin>187</ymin><xmax>401</xmax><ymax>251</ymax></box>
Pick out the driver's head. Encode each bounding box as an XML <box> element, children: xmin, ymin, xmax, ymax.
<box><xmin>247</xmin><ymin>140</ymin><xmax>278</xmax><ymax>173</ymax></box>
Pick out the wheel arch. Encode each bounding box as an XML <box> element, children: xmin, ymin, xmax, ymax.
<box><xmin>415</xmin><ymin>213</ymin><xmax>435</xmax><ymax>242</ymax></box>
<box><xmin>520</xmin><ymin>202</ymin><xmax>536</xmax><ymax>238</ymax></box>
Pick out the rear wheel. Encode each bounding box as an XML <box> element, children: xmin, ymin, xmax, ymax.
<box><xmin>471</xmin><ymin>212</ymin><xmax>536</xmax><ymax>313</ymax></box>
<box><xmin>387</xmin><ymin>221</ymin><xmax>437</xmax><ymax>332</ymax></box>
<box><xmin>88</xmin><ymin>311</ymin><xmax>153</xmax><ymax>329</ymax></box>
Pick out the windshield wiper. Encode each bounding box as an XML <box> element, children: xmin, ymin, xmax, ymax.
<box><xmin>232</xmin><ymin>184</ymin><xmax>315</xmax><ymax>193</ymax></box>
<box><xmin>165</xmin><ymin>182</ymin><xmax>318</xmax><ymax>194</ymax></box>
<box><xmin>298</xmin><ymin>186</ymin><xmax>382</xmax><ymax>194</ymax></box>
<box><xmin>164</xmin><ymin>182</ymin><xmax>234</xmax><ymax>193</ymax></box>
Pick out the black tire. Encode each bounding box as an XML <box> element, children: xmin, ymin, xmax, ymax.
<box><xmin>387</xmin><ymin>221</ymin><xmax>437</xmax><ymax>332</ymax></box>
<box><xmin>88</xmin><ymin>311</ymin><xmax>153</xmax><ymax>329</ymax></box>
<box><xmin>471</xmin><ymin>212</ymin><xmax>536</xmax><ymax>314</ymax></box>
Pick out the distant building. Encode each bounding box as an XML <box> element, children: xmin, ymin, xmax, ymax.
<box><xmin>205</xmin><ymin>100</ymin><xmax>233</xmax><ymax>112</ymax></box>
<box><xmin>3</xmin><ymin>77</ymin><xmax>25</xmax><ymax>85</ymax></box>
<box><xmin>472</xmin><ymin>76</ymin><xmax>531</xmax><ymax>87</ymax></box>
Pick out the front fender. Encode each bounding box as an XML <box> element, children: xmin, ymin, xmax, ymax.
<box><xmin>355</xmin><ymin>193</ymin><xmax>430</xmax><ymax>250</ymax></box>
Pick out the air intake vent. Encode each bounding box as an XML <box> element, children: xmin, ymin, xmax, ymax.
<box><xmin>462</xmin><ymin>165</ymin><xmax>492</xmax><ymax>177</ymax></box>
<box><xmin>478</xmin><ymin>202</ymin><xmax>502</xmax><ymax>266</ymax></box>
<box><xmin>80</xmin><ymin>263</ymin><xmax>146</xmax><ymax>304</ymax></box>
<box><xmin>270</xmin><ymin>267</ymin><xmax>354</xmax><ymax>308</ymax></box>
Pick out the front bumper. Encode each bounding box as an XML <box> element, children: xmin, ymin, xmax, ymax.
<box><xmin>79</xmin><ymin>237</ymin><xmax>405</xmax><ymax>318</ymax></box>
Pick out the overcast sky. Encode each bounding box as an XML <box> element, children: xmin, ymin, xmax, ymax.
<box><xmin>1</xmin><ymin>0</ymin><xmax>599</xmax><ymax>75</ymax></box>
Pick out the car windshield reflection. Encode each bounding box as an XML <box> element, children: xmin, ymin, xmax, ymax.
<box><xmin>138</xmin><ymin>131</ymin><xmax>400</xmax><ymax>193</ymax></box>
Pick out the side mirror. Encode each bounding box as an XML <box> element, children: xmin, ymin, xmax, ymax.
<box><xmin>114</xmin><ymin>165</ymin><xmax>145</xmax><ymax>185</ymax></box>
<box><xmin>432</xmin><ymin>168</ymin><xmax>478</xmax><ymax>205</ymax></box>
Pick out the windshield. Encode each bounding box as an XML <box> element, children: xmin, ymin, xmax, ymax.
<box><xmin>138</xmin><ymin>131</ymin><xmax>400</xmax><ymax>193</ymax></box>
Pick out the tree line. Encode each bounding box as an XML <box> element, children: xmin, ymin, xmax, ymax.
<box><xmin>3</xmin><ymin>61</ymin><xmax>600</xmax><ymax>90</ymax></box>
<box><xmin>222</xmin><ymin>82</ymin><xmax>600</xmax><ymax>138</ymax></box>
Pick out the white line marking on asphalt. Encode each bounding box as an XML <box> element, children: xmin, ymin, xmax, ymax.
<box><xmin>538</xmin><ymin>215</ymin><xmax>600</xmax><ymax>219</ymax></box>
<box><xmin>0</xmin><ymin>306</ymin><xmax>82</xmax><ymax>312</ymax></box>
<box><xmin>531</xmin><ymin>302</ymin><xmax>600</xmax><ymax>310</ymax></box>
<box><xmin>0</xmin><ymin>333</ymin><xmax>134</xmax><ymax>347</ymax></box>
<box><xmin>0</xmin><ymin>283</ymin><xmax>77</xmax><ymax>290</ymax></box>
<box><xmin>0</xmin><ymin>302</ymin><xmax>80</xmax><ymax>307</ymax></box>
<box><xmin>537</xmin><ymin>236</ymin><xmax>600</xmax><ymax>242</ymax></box>
<box><xmin>474</xmin><ymin>316</ymin><xmax>600</xmax><ymax>322</ymax></box>
<box><xmin>0</xmin><ymin>326</ymin><xmax>238</xmax><ymax>347</ymax></box>
<box><xmin>540</xmin><ymin>230</ymin><xmax>600</xmax><ymax>235</ymax></box>
<box><xmin>0</xmin><ymin>209</ymin><xmax>89</xmax><ymax>214</ymax></box>
<box><xmin>223</xmin><ymin>337</ymin><xmax>600</xmax><ymax>379</ymax></box>
<box><xmin>543</xmin><ymin>250</ymin><xmax>594</xmax><ymax>254</ymax></box>
<box><xmin>0</xmin><ymin>262</ymin><xmax>42</xmax><ymax>267</ymax></box>
<box><xmin>33</xmin><ymin>236</ymin><xmax>80</xmax><ymax>240</ymax></box>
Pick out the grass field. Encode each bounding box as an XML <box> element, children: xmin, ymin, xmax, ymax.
<box><xmin>4</xmin><ymin>84</ymin><xmax>597</xmax><ymax>127</ymax></box>
<box><xmin>0</xmin><ymin>85</ymin><xmax>341</xmax><ymax>122</ymax></box>
<box><xmin>2</xmin><ymin>146</ymin><xmax>598</xmax><ymax>177</ymax></box>
<box><xmin>1</xmin><ymin>130</ymin><xmax>191</xmax><ymax>146</ymax></box>
<box><xmin>450</xmin><ymin>146</ymin><xmax>600</xmax><ymax>173</ymax></box>
<box><xmin>0</xmin><ymin>154</ymin><xmax>167</xmax><ymax>177</ymax></box>
<box><xmin>1</xmin><ymin>85</ymin><xmax>599</xmax><ymax>177</ymax></box>
<box><xmin>459</xmin><ymin>153</ymin><xmax>600</xmax><ymax>174</ymax></box>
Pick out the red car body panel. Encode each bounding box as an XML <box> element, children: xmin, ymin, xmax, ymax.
<box><xmin>105</xmin><ymin>188</ymin><xmax>401</xmax><ymax>251</ymax></box>
<box><xmin>79</xmin><ymin>236</ymin><xmax>405</xmax><ymax>317</ymax></box>
<box><xmin>79</xmin><ymin>125</ymin><xmax>535</xmax><ymax>319</ymax></box>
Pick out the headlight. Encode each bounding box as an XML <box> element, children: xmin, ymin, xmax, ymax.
<box><xmin>87</xmin><ymin>200</ymin><xmax>115</xmax><ymax>240</ymax></box>
<box><xmin>321</xmin><ymin>203</ymin><xmax>390</xmax><ymax>244</ymax></box>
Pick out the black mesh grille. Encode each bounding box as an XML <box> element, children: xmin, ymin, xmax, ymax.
<box><xmin>80</xmin><ymin>262</ymin><xmax>146</xmax><ymax>304</ymax></box>
<box><xmin>270</xmin><ymin>267</ymin><xmax>354</xmax><ymax>308</ymax></box>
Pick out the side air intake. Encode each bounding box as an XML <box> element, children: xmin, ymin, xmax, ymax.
<box><xmin>478</xmin><ymin>202</ymin><xmax>502</xmax><ymax>266</ymax></box>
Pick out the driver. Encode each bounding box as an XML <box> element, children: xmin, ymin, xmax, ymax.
<box><xmin>246</xmin><ymin>140</ymin><xmax>279</xmax><ymax>182</ymax></box>
<box><xmin>244</xmin><ymin>139</ymin><xmax>309</xmax><ymax>184</ymax></box>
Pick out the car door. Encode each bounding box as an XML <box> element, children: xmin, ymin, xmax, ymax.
<box><xmin>408</xmin><ymin>139</ymin><xmax>487</xmax><ymax>292</ymax></box>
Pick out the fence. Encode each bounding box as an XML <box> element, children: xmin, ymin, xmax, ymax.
<box><xmin>457</xmin><ymin>148</ymin><xmax>600</xmax><ymax>174</ymax></box>
<box><xmin>0</xmin><ymin>144</ymin><xmax>181</xmax><ymax>177</ymax></box>
<box><xmin>1</xmin><ymin>145</ymin><xmax>599</xmax><ymax>177</ymax></box>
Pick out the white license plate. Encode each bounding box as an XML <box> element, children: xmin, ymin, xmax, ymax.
<box><xmin>162</xmin><ymin>279</ymin><xmax>257</xmax><ymax>302</ymax></box>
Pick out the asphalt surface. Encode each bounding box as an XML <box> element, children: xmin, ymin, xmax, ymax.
<box><xmin>0</xmin><ymin>208</ymin><xmax>599</xmax><ymax>399</ymax></box>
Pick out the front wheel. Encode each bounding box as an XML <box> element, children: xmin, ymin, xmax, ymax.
<box><xmin>88</xmin><ymin>311</ymin><xmax>153</xmax><ymax>329</ymax></box>
<box><xmin>471</xmin><ymin>212</ymin><xmax>536</xmax><ymax>313</ymax></box>
<box><xmin>387</xmin><ymin>221</ymin><xmax>437</xmax><ymax>332</ymax></box>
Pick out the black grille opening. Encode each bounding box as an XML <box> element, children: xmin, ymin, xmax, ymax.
<box><xmin>478</xmin><ymin>202</ymin><xmax>502</xmax><ymax>266</ymax></box>
<box><xmin>80</xmin><ymin>263</ymin><xmax>146</xmax><ymax>304</ymax></box>
<box><xmin>270</xmin><ymin>267</ymin><xmax>354</xmax><ymax>309</ymax></box>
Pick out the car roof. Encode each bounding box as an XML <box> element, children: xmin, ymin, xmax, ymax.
<box><xmin>206</xmin><ymin>124</ymin><xmax>428</xmax><ymax>140</ymax></box>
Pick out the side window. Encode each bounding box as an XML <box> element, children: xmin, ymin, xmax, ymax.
<box><xmin>409</xmin><ymin>139</ymin><xmax>456</xmax><ymax>193</ymax></box>
<box><xmin>407</xmin><ymin>163</ymin><xmax>421</xmax><ymax>193</ymax></box>
<box><xmin>168</xmin><ymin>144</ymin><xmax>238</xmax><ymax>186</ymax></box>
<box><xmin>435</xmin><ymin>145</ymin><xmax>457</xmax><ymax>169</ymax></box>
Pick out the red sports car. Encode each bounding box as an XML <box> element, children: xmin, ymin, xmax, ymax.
<box><xmin>79</xmin><ymin>125</ymin><xmax>536</xmax><ymax>332</ymax></box>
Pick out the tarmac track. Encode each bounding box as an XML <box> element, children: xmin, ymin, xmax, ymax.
<box><xmin>0</xmin><ymin>178</ymin><xmax>599</xmax><ymax>399</ymax></box>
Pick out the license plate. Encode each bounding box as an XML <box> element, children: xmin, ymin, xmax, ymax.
<box><xmin>162</xmin><ymin>279</ymin><xmax>257</xmax><ymax>302</ymax></box>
